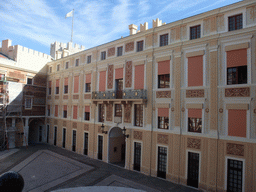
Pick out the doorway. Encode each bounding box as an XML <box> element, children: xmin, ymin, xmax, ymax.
<box><xmin>187</xmin><ymin>152</ymin><xmax>199</xmax><ymax>188</ymax></box>
<box><xmin>108</xmin><ymin>127</ymin><xmax>125</xmax><ymax>167</ymax></box>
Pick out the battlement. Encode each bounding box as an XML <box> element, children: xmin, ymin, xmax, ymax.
<box><xmin>50</xmin><ymin>41</ymin><xmax>85</xmax><ymax>60</ymax></box>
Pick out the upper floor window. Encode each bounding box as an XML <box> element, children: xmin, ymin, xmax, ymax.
<box><xmin>137</xmin><ymin>41</ymin><xmax>143</xmax><ymax>52</ymax></box>
<box><xmin>64</xmin><ymin>77</ymin><xmax>68</xmax><ymax>94</ymax></box>
<box><xmin>117</xmin><ymin>46</ymin><xmax>123</xmax><ymax>56</ymax></box>
<box><xmin>158</xmin><ymin>108</ymin><xmax>169</xmax><ymax>129</ymax></box>
<box><xmin>0</xmin><ymin>74</ymin><xmax>5</xmax><ymax>81</ymax></box>
<box><xmin>57</xmin><ymin>64</ymin><xmax>60</xmax><ymax>71</ymax></box>
<box><xmin>87</xmin><ymin>55</ymin><xmax>91</xmax><ymax>64</ymax></box>
<box><xmin>75</xmin><ymin>59</ymin><xmax>79</xmax><ymax>67</ymax></box>
<box><xmin>85</xmin><ymin>83</ymin><xmax>91</xmax><ymax>92</ymax></box>
<box><xmin>55</xmin><ymin>79</ymin><xmax>60</xmax><ymax>94</ymax></box>
<box><xmin>49</xmin><ymin>66</ymin><xmax>52</xmax><ymax>73</ymax></box>
<box><xmin>48</xmin><ymin>81</ymin><xmax>52</xmax><ymax>95</ymax></box>
<box><xmin>188</xmin><ymin>109</ymin><xmax>202</xmax><ymax>133</ymax></box>
<box><xmin>65</xmin><ymin>62</ymin><xmax>69</xmax><ymax>69</ymax></box>
<box><xmin>226</xmin><ymin>48</ymin><xmax>247</xmax><ymax>85</ymax></box>
<box><xmin>187</xmin><ymin>55</ymin><xmax>203</xmax><ymax>87</ymax></box>
<box><xmin>25</xmin><ymin>97</ymin><xmax>32</xmax><ymax>109</ymax></box>
<box><xmin>115</xmin><ymin>104</ymin><xmax>122</xmax><ymax>117</ymax></box>
<box><xmin>47</xmin><ymin>105</ymin><xmax>50</xmax><ymax>116</ymax></box>
<box><xmin>158</xmin><ymin>60</ymin><xmax>170</xmax><ymax>88</ymax></box>
<box><xmin>27</xmin><ymin>77</ymin><xmax>33</xmax><ymax>85</ymax></box>
<box><xmin>84</xmin><ymin>106</ymin><xmax>90</xmax><ymax>121</ymax></box>
<box><xmin>228</xmin><ymin>14</ymin><xmax>243</xmax><ymax>31</ymax></box>
<box><xmin>160</xmin><ymin>34</ymin><xmax>168</xmax><ymax>47</ymax></box>
<box><xmin>101</xmin><ymin>51</ymin><xmax>106</xmax><ymax>60</ymax></box>
<box><xmin>63</xmin><ymin>105</ymin><xmax>67</xmax><ymax>118</ymax></box>
<box><xmin>190</xmin><ymin>25</ymin><xmax>201</xmax><ymax>40</ymax></box>
<box><xmin>158</xmin><ymin>74</ymin><xmax>170</xmax><ymax>88</ymax></box>
<box><xmin>134</xmin><ymin>104</ymin><xmax>143</xmax><ymax>127</ymax></box>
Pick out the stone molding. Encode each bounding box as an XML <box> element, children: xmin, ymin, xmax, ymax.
<box><xmin>133</xmin><ymin>131</ymin><xmax>142</xmax><ymax>140</ymax></box>
<box><xmin>227</xmin><ymin>143</ymin><xmax>244</xmax><ymax>157</ymax></box>
<box><xmin>125</xmin><ymin>42</ymin><xmax>134</xmax><ymax>52</ymax></box>
<box><xmin>63</xmin><ymin>121</ymin><xmax>66</xmax><ymax>126</ymax></box>
<box><xmin>186</xmin><ymin>89</ymin><xmax>204</xmax><ymax>98</ymax></box>
<box><xmin>108</xmin><ymin>47</ymin><xmax>115</xmax><ymax>57</ymax></box>
<box><xmin>156</xmin><ymin>91</ymin><xmax>171</xmax><ymax>98</ymax></box>
<box><xmin>186</xmin><ymin>103</ymin><xmax>203</xmax><ymax>109</ymax></box>
<box><xmin>84</xmin><ymin>124</ymin><xmax>89</xmax><ymax>131</ymax></box>
<box><xmin>225</xmin><ymin>42</ymin><xmax>249</xmax><ymax>52</ymax></box>
<box><xmin>187</xmin><ymin>138</ymin><xmax>201</xmax><ymax>149</ymax></box>
<box><xmin>73</xmin><ymin>122</ymin><xmax>77</xmax><ymax>128</ymax></box>
<box><xmin>84</xmin><ymin>94</ymin><xmax>91</xmax><ymax>99</ymax></box>
<box><xmin>157</xmin><ymin>134</ymin><xmax>169</xmax><ymax>145</ymax></box>
<box><xmin>225</xmin><ymin>87</ymin><xmax>250</xmax><ymax>97</ymax></box>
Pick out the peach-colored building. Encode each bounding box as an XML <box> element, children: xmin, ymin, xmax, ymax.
<box><xmin>2</xmin><ymin>0</ymin><xmax>256</xmax><ymax>191</ymax></box>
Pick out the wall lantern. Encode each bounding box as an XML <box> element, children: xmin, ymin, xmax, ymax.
<box><xmin>122</xmin><ymin>126</ymin><xmax>129</xmax><ymax>138</ymax></box>
<box><xmin>101</xmin><ymin>124</ymin><xmax>108</xmax><ymax>134</ymax></box>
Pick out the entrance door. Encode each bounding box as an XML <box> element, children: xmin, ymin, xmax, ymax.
<box><xmin>72</xmin><ymin>130</ymin><xmax>76</xmax><ymax>152</ymax></box>
<box><xmin>157</xmin><ymin>146</ymin><xmax>167</xmax><ymax>179</ymax></box>
<box><xmin>133</xmin><ymin>142</ymin><xmax>141</xmax><ymax>171</ymax></box>
<box><xmin>84</xmin><ymin>132</ymin><xmax>88</xmax><ymax>155</ymax></box>
<box><xmin>227</xmin><ymin>159</ymin><xmax>243</xmax><ymax>192</ymax></box>
<box><xmin>62</xmin><ymin>128</ymin><xmax>66</xmax><ymax>148</ymax></box>
<box><xmin>47</xmin><ymin>125</ymin><xmax>49</xmax><ymax>143</ymax></box>
<box><xmin>115</xmin><ymin>79</ymin><xmax>123</xmax><ymax>99</ymax></box>
<box><xmin>54</xmin><ymin>126</ymin><xmax>57</xmax><ymax>146</ymax></box>
<box><xmin>187</xmin><ymin>152</ymin><xmax>199</xmax><ymax>188</ymax></box>
<box><xmin>39</xmin><ymin>126</ymin><xmax>42</xmax><ymax>142</ymax></box>
<box><xmin>121</xmin><ymin>143</ymin><xmax>125</xmax><ymax>161</ymax></box>
<box><xmin>98</xmin><ymin>135</ymin><xmax>103</xmax><ymax>160</ymax></box>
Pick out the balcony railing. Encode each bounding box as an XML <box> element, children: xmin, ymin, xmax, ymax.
<box><xmin>92</xmin><ymin>89</ymin><xmax>147</xmax><ymax>100</ymax></box>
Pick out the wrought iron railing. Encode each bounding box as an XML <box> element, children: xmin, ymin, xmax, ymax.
<box><xmin>92</xmin><ymin>89</ymin><xmax>147</xmax><ymax>100</ymax></box>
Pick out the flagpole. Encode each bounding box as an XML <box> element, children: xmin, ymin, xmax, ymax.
<box><xmin>71</xmin><ymin>9</ymin><xmax>74</xmax><ymax>42</ymax></box>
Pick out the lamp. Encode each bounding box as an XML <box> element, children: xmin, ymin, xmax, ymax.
<box><xmin>101</xmin><ymin>124</ymin><xmax>108</xmax><ymax>134</ymax></box>
<box><xmin>122</xmin><ymin>126</ymin><xmax>129</xmax><ymax>138</ymax></box>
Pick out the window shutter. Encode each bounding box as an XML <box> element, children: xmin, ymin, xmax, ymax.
<box><xmin>158</xmin><ymin>108</ymin><xmax>169</xmax><ymax>117</ymax></box>
<box><xmin>188</xmin><ymin>109</ymin><xmax>202</xmax><ymax>118</ymax></box>
<box><xmin>228</xmin><ymin>109</ymin><xmax>246</xmax><ymax>137</ymax></box>
<box><xmin>227</xmin><ymin>49</ymin><xmax>247</xmax><ymax>68</ymax></box>
<box><xmin>158</xmin><ymin>60</ymin><xmax>170</xmax><ymax>75</ymax></box>
<box><xmin>115</xmin><ymin>68</ymin><xmax>123</xmax><ymax>79</ymax></box>
<box><xmin>188</xmin><ymin>56</ymin><xmax>203</xmax><ymax>87</ymax></box>
<box><xmin>86</xmin><ymin>74</ymin><xmax>91</xmax><ymax>83</ymax></box>
<box><xmin>134</xmin><ymin>65</ymin><xmax>144</xmax><ymax>90</ymax></box>
<box><xmin>99</xmin><ymin>71</ymin><xmax>106</xmax><ymax>91</ymax></box>
<box><xmin>74</xmin><ymin>76</ymin><xmax>79</xmax><ymax>93</ymax></box>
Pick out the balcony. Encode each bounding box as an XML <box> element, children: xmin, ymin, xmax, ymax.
<box><xmin>92</xmin><ymin>89</ymin><xmax>147</xmax><ymax>104</ymax></box>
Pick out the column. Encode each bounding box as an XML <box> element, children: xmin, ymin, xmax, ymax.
<box><xmin>8</xmin><ymin>118</ymin><xmax>16</xmax><ymax>148</ymax></box>
<box><xmin>23</xmin><ymin>117</ymin><xmax>29</xmax><ymax>146</ymax></box>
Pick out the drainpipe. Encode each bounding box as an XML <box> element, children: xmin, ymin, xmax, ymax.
<box><xmin>149</xmin><ymin>26</ymin><xmax>156</xmax><ymax>176</ymax></box>
<box><xmin>93</xmin><ymin>47</ymin><xmax>98</xmax><ymax>159</ymax></box>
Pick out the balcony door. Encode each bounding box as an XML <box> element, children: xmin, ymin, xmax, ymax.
<box><xmin>115</xmin><ymin>79</ymin><xmax>123</xmax><ymax>99</ymax></box>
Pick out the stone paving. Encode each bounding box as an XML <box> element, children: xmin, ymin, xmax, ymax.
<box><xmin>0</xmin><ymin>144</ymin><xmax>199</xmax><ymax>192</ymax></box>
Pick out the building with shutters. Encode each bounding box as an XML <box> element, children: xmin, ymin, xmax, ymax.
<box><xmin>19</xmin><ymin>0</ymin><xmax>256</xmax><ymax>191</ymax></box>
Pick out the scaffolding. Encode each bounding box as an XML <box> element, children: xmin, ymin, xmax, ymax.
<box><xmin>0</xmin><ymin>74</ymin><xmax>24</xmax><ymax>150</ymax></box>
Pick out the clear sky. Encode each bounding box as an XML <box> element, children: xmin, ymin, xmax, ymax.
<box><xmin>0</xmin><ymin>0</ymin><xmax>242</xmax><ymax>55</ymax></box>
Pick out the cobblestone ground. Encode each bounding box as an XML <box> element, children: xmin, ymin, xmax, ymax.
<box><xmin>0</xmin><ymin>144</ymin><xmax>198</xmax><ymax>192</ymax></box>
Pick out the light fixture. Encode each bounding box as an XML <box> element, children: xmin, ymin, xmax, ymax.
<box><xmin>101</xmin><ymin>124</ymin><xmax>108</xmax><ymax>134</ymax></box>
<box><xmin>122</xmin><ymin>126</ymin><xmax>129</xmax><ymax>138</ymax></box>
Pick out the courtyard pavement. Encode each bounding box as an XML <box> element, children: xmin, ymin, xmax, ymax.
<box><xmin>0</xmin><ymin>144</ymin><xmax>199</xmax><ymax>192</ymax></box>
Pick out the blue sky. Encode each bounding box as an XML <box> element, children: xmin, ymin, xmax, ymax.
<box><xmin>0</xmin><ymin>0</ymin><xmax>242</xmax><ymax>55</ymax></box>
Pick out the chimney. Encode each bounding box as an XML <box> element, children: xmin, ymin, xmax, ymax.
<box><xmin>2</xmin><ymin>39</ymin><xmax>12</xmax><ymax>56</ymax></box>
<box><xmin>129</xmin><ymin>24</ymin><xmax>138</xmax><ymax>35</ymax></box>
<box><xmin>140</xmin><ymin>22</ymin><xmax>148</xmax><ymax>32</ymax></box>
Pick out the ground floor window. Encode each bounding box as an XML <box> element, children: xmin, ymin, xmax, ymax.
<box><xmin>157</xmin><ymin>146</ymin><xmax>167</xmax><ymax>179</ymax></box>
<box><xmin>84</xmin><ymin>132</ymin><xmax>88</xmax><ymax>155</ymax></box>
<box><xmin>54</xmin><ymin>126</ymin><xmax>57</xmax><ymax>146</ymax></box>
<box><xmin>133</xmin><ymin>142</ymin><xmax>141</xmax><ymax>172</ymax></box>
<box><xmin>227</xmin><ymin>159</ymin><xmax>243</xmax><ymax>192</ymax></box>
<box><xmin>39</xmin><ymin>126</ymin><xmax>42</xmax><ymax>142</ymax></box>
<box><xmin>187</xmin><ymin>152</ymin><xmax>199</xmax><ymax>188</ymax></box>
<box><xmin>46</xmin><ymin>125</ymin><xmax>49</xmax><ymax>143</ymax></box>
<box><xmin>62</xmin><ymin>128</ymin><xmax>66</xmax><ymax>148</ymax></box>
<box><xmin>98</xmin><ymin>135</ymin><xmax>103</xmax><ymax>160</ymax></box>
<box><xmin>72</xmin><ymin>130</ymin><xmax>76</xmax><ymax>152</ymax></box>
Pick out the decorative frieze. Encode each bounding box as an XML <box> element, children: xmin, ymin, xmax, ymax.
<box><xmin>187</xmin><ymin>138</ymin><xmax>201</xmax><ymax>149</ymax></box>
<box><xmin>157</xmin><ymin>134</ymin><xmax>169</xmax><ymax>145</ymax></box>
<box><xmin>125</xmin><ymin>61</ymin><xmax>132</xmax><ymax>88</ymax></box>
<box><xmin>107</xmin><ymin>65</ymin><xmax>114</xmax><ymax>89</ymax></box>
<box><xmin>156</xmin><ymin>91</ymin><xmax>171</xmax><ymax>98</ymax></box>
<box><xmin>124</xmin><ymin>104</ymin><xmax>131</xmax><ymax>123</ymax></box>
<box><xmin>47</xmin><ymin>96</ymin><xmax>51</xmax><ymax>100</ymax></box>
<box><xmin>84</xmin><ymin>94</ymin><xmax>91</xmax><ymax>99</ymax></box>
<box><xmin>54</xmin><ymin>119</ymin><xmax>57</xmax><ymax>125</ymax></box>
<box><xmin>73</xmin><ymin>122</ymin><xmax>77</xmax><ymax>128</ymax></box>
<box><xmin>63</xmin><ymin>95</ymin><xmax>68</xmax><ymax>99</ymax></box>
<box><xmin>73</xmin><ymin>95</ymin><xmax>79</xmax><ymax>99</ymax></box>
<box><xmin>186</xmin><ymin>89</ymin><xmax>204</xmax><ymax>98</ymax></box>
<box><xmin>84</xmin><ymin>124</ymin><xmax>89</xmax><ymax>131</ymax></box>
<box><xmin>227</xmin><ymin>143</ymin><xmax>244</xmax><ymax>157</ymax></box>
<box><xmin>125</xmin><ymin>42</ymin><xmax>134</xmax><ymax>52</ymax></box>
<box><xmin>246</xmin><ymin>5</ymin><xmax>256</xmax><ymax>26</ymax></box>
<box><xmin>46</xmin><ymin>118</ymin><xmax>50</xmax><ymax>123</ymax></box>
<box><xmin>133</xmin><ymin>131</ymin><xmax>142</xmax><ymax>140</ymax></box>
<box><xmin>55</xmin><ymin>95</ymin><xmax>59</xmax><ymax>100</ymax></box>
<box><xmin>108</xmin><ymin>47</ymin><xmax>115</xmax><ymax>57</ymax></box>
<box><xmin>63</xmin><ymin>121</ymin><xmax>66</xmax><ymax>126</ymax></box>
<box><xmin>225</xmin><ymin>87</ymin><xmax>250</xmax><ymax>97</ymax></box>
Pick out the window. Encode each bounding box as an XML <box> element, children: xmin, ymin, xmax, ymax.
<box><xmin>160</xmin><ymin>34</ymin><xmax>168</xmax><ymax>47</ymax></box>
<box><xmin>134</xmin><ymin>104</ymin><xmax>143</xmax><ymax>127</ymax></box>
<box><xmin>75</xmin><ymin>59</ymin><xmax>79</xmax><ymax>67</ymax></box>
<box><xmin>137</xmin><ymin>41</ymin><xmax>143</xmax><ymax>52</ymax></box>
<box><xmin>187</xmin><ymin>55</ymin><xmax>203</xmax><ymax>87</ymax></box>
<box><xmin>39</xmin><ymin>126</ymin><xmax>42</xmax><ymax>142</ymax></box>
<box><xmin>55</xmin><ymin>79</ymin><xmax>59</xmax><ymax>94</ymax></box>
<box><xmin>72</xmin><ymin>130</ymin><xmax>76</xmax><ymax>152</ymax></box>
<box><xmin>98</xmin><ymin>104</ymin><xmax>105</xmax><ymax>122</ymax></box>
<box><xmin>84</xmin><ymin>132</ymin><xmax>88</xmax><ymax>155</ymax></box>
<box><xmin>64</xmin><ymin>77</ymin><xmax>68</xmax><ymax>94</ymax></box>
<box><xmin>229</xmin><ymin>14</ymin><xmax>243</xmax><ymax>31</ymax></box>
<box><xmin>190</xmin><ymin>25</ymin><xmax>201</xmax><ymax>40</ymax></box>
<box><xmin>228</xmin><ymin>109</ymin><xmax>247</xmax><ymax>137</ymax></box>
<box><xmin>73</xmin><ymin>105</ymin><xmax>78</xmax><ymax>119</ymax></box>
<box><xmin>47</xmin><ymin>105</ymin><xmax>50</xmax><ymax>116</ymax></box>
<box><xmin>158</xmin><ymin>74</ymin><xmax>170</xmax><ymax>88</ymax></box>
<box><xmin>48</xmin><ymin>81</ymin><xmax>52</xmax><ymax>95</ymax></box>
<box><xmin>25</xmin><ymin>97</ymin><xmax>32</xmax><ymax>109</ymax></box>
<box><xmin>0</xmin><ymin>74</ymin><xmax>5</xmax><ymax>81</ymax></box>
<box><xmin>74</xmin><ymin>76</ymin><xmax>79</xmax><ymax>93</ymax></box>
<box><xmin>85</xmin><ymin>83</ymin><xmax>91</xmax><ymax>92</ymax></box>
<box><xmin>101</xmin><ymin>51</ymin><xmax>106</xmax><ymax>60</ymax></box>
<box><xmin>188</xmin><ymin>109</ymin><xmax>202</xmax><ymax>133</ymax></box>
<box><xmin>84</xmin><ymin>106</ymin><xmax>90</xmax><ymax>121</ymax></box>
<box><xmin>226</xmin><ymin>48</ymin><xmax>247</xmax><ymax>85</ymax></box>
<box><xmin>157</xmin><ymin>146</ymin><xmax>167</xmax><ymax>179</ymax></box>
<box><xmin>117</xmin><ymin>46</ymin><xmax>123</xmax><ymax>56</ymax></box>
<box><xmin>55</xmin><ymin>105</ymin><xmax>58</xmax><ymax>117</ymax></box>
<box><xmin>49</xmin><ymin>66</ymin><xmax>52</xmax><ymax>73</ymax></box>
<box><xmin>158</xmin><ymin>117</ymin><xmax>169</xmax><ymax>129</ymax></box>
<box><xmin>57</xmin><ymin>64</ymin><xmax>60</xmax><ymax>71</ymax></box>
<box><xmin>63</xmin><ymin>105</ymin><xmax>67</xmax><ymax>118</ymax></box>
<box><xmin>115</xmin><ymin>104</ymin><xmax>122</xmax><ymax>117</ymax></box>
<box><xmin>87</xmin><ymin>55</ymin><xmax>91</xmax><ymax>64</ymax></box>
<box><xmin>54</xmin><ymin>126</ymin><xmax>57</xmax><ymax>146</ymax></box>
<box><xmin>65</xmin><ymin>62</ymin><xmax>69</xmax><ymax>69</ymax></box>
<box><xmin>27</xmin><ymin>77</ymin><xmax>33</xmax><ymax>85</ymax></box>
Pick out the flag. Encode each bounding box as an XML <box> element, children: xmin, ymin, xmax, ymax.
<box><xmin>65</xmin><ymin>10</ymin><xmax>73</xmax><ymax>18</ymax></box>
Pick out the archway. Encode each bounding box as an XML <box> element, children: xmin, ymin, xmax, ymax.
<box><xmin>28</xmin><ymin>118</ymin><xmax>44</xmax><ymax>145</ymax></box>
<box><xmin>108</xmin><ymin>127</ymin><xmax>126</xmax><ymax>167</ymax></box>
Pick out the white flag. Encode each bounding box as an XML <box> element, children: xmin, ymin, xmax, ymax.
<box><xmin>65</xmin><ymin>10</ymin><xmax>73</xmax><ymax>18</ymax></box>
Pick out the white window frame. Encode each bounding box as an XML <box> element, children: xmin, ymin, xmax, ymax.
<box><xmin>63</xmin><ymin>76</ymin><xmax>69</xmax><ymax>94</ymax></box>
<box><xmin>185</xmin><ymin>149</ymin><xmax>201</xmax><ymax>186</ymax></box>
<box><xmin>75</xmin><ymin>58</ymin><xmax>80</xmax><ymax>67</ymax></box>
<box><xmin>100</xmin><ymin>50</ymin><xmax>107</xmax><ymax>60</ymax></box>
<box><xmin>84</xmin><ymin>105</ymin><xmax>90</xmax><ymax>122</ymax></box>
<box><xmin>25</xmin><ymin>96</ymin><xmax>33</xmax><ymax>109</ymax></box>
<box><xmin>65</xmin><ymin>61</ymin><xmax>69</xmax><ymax>69</ymax></box>
<box><xmin>187</xmin><ymin>20</ymin><xmax>203</xmax><ymax>40</ymax></box>
<box><xmin>158</xmin><ymin>29</ymin><xmax>170</xmax><ymax>47</ymax></box>
<box><xmin>132</xmin><ymin>140</ymin><xmax>143</xmax><ymax>172</ymax></box>
<box><xmin>132</xmin><ymin>103</ymin><xmax>144</xmax><ymax>128</ymax></box>
<box><xmin>56</xmin><ymin>64</ymin><xmax>60</xmax><ymax>71</ymax></box>
<box><xmin>155</xmin><ymin>60</ymin><xmax>172</xmax><ymax>90</ymax></box>
<box><xmin>136</xmin><ymin>38</ymin><xmax>145</xmax><ymax>52</ymax></box>
<box><xmin>224</xmin><ymin>9</ymin><xmax>246</xmax><ymax>32</ymax></box>
<box><xmin>156</xmin><ymin>144</ymin><xmax>168</xmax><ymax>178</ymax></box>
<box><xmin>156</xmin><ymin>108</ymin><xmax>170</xmax><ymax>131</ymax></box>
<box><xmin>87</xmin><ymin>55</ymin><xmax>92</xmax><ymax>64</ymax></box>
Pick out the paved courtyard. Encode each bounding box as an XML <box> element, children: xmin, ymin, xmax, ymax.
<box><xmin>0</xmin><ymin>144</ymin><xmax>198</xmax><ymax>192</ymax></box>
